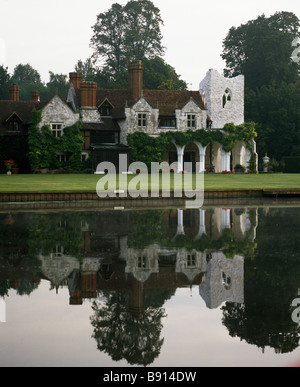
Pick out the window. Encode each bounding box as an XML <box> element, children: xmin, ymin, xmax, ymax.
<box><xmin>187</xmin><ymin>114</ymin><xmax>196</xmax><ymax>128</ymax></box>
<box><xmin>8</xmin><ymin>120</ymin><xmax>20</xmax><ymax>131</ymax></box>
<box><xmin>137</xmin><ymin>113</ymin><xmax>147</xmax><ymax>128</ymax></box>
<box><xmin>187</xmin><ymin>253</ymin><xmax>196</xmax><ymax>267</ymax></box>
<box><xmin>100</xmin><ymin>104</ymin><xmax>111</xmax><ymax>117</ymax></box>
<box><xmin>51</xmin><ymin>123</ymin><xmax>63</xmax><ymax>137</ymax></box>
<box><xmin>222</xmin><ymin>88</ymin><xmax>232</xmax><ymax>108</ymax></box>
<box><xmin>137</xmin><ymin>256</ymin><xmax>147</xmax><ymax>269</ymax></box>
<box><xmin>81</xmin><ymin>153</ymin><xmax>89</xmax><ymax>162</ymax></box>
<box><xmin>57</xmin><ymin>153</ymin><xmax>69</xmax><ymax>162</ymax></box>
<box><xmin>90</xmin><ymin>131</ymin><xmax>119</xmax><ymax>144</ymax></box>
<box><xmin>51</xmin><ymin>246</ymin><xmax>64</xmax><ymax>258</ymax></box>
<box><xmin>159</xmin><ymin>116</ymin><xmax>176</xmax><ymax>128</ymax></box>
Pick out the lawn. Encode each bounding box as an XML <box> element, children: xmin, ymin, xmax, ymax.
<box><xmin>0</xmin><ymin>173</ymin><xmax>300</xmax><ymax>192</ymax></box>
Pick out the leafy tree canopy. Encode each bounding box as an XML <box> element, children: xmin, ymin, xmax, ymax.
<box><xmin>90</xmin><ymin>0</ymin><xmax>165</xmax><ymax>75</ymax></box>
<box><xmin>0</xmin><ymin>65</ymin><xmax>10</xmax><ymax>99</ymax></box>
<box><xmin>222</xmin><ymin>11</ymin><xmax>300</xmax><ymax>89</ymax></box>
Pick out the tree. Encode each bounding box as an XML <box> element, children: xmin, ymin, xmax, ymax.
<box><xmin>0</xmin><ymin>65</ymin><xmax>11</xmax><ymax>99</ymax></box>
<box><xmin>74</xmin><ymin>58</ymin><xmax>97</xmax><ymax>81</ymax></box>
<box><xmin>11</xmin><ymin>63</ymin><xmax>45</xmax><ymax>100</ymax></box>
<box><xmin>123</xmin><ymin>0</ymin><xmax>165</xmax><ymax>62</ymax></box>
<box><xmin>245</xmin><ymin>81</ymin><xmax>300</xmax><ymax>161</ymax></box>
<box><xmin>221</xmin><ymin>12</ymin><xmax>300</xmax><ymax>90</ymax></box>
<box><xmin>90</xmin><ymin>0</ymin><xmax>165</xmax><ymax>75</ymax></box>
<box><xmin>143</xmin><ymin>57</ymin><xmax>187</xmax><ymax>90</ymax></box>
<box><xmin>44</xmin><ymin>72</ymin><xmax>69</xmax><ymax>100</ymax></box>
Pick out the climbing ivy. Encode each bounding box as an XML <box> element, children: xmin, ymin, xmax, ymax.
<box><xmin>28</xmin><ymin>109</ymin><xmax>84</xmax><ymax>172</ymax></box>
<box><xmin>127</xmin><ymin>122</ymin><xmax>257</xmax><ymax>167</ymax></box>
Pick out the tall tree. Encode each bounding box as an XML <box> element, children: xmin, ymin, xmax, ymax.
<box><xmin>74</xmin><ymin>58</ymin><xmax>97</xmax><ymax>81</ymax></box>
<box><xmin>0</xmin><ymin>65</ymin><xmax>11</xmax><ymax>99</ymax></box>
<box><xmin>221</xmin><ymin>12</ymin><xmax>300</xmax><ymax>90</ymax></box>
<box><xmin>44</xmin><ymin>72</ymin><xmax>69</xmax><ymax>100</ymax></box>
<box><xmin>11</xmin><ymin>63</ymin><xmax>45</xmax><ymax>100</ymax></box>
<box><xmin>90</xmin><ymin>0</ymin><xmax>165</xmax><ymax>75</ymax></box>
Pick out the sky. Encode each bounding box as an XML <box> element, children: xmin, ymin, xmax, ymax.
<box><xmin>0</xmin><ymin>0</ymin><xmax>299</xmax><ymax>90</ymax></box>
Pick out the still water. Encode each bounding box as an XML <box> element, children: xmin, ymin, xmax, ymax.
<box><xmin>1</xmin><ymin>204</ymin><xmax>300</xmax><ymax>367</ymax></box>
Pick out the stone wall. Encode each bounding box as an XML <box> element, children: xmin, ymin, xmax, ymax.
<box><xmin>199</xmin><ymin>69</ymin><xmax>244</xmax><ymax>128</ymax></box>
<box><xmin>39</xmin><ymin>96</ymin><xmax>79</xmax><ymax>129</ymax></box>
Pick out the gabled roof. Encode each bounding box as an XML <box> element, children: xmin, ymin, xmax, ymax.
<box><xmin>73</xmin><ymin>87</ymin><xmax>206</xmax><ymax>120</ymax></box>
<box><xmin>0</xmin><ymin>101</ymin><xmax>48</xmax><ymax>125</ymax></box>
<box><xmin>142</xmin><ymin>90</ymin><xmax>206</xmax><ymax>115</ymax></box>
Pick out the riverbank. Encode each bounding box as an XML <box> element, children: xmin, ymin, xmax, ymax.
<box><xmin>0</xmin><ymin>174</ymin><xmax>300</xmax><ymax>207</ymax></box>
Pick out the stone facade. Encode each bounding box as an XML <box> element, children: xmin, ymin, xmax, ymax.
<box><xmin>38</xmin><ymin>95</ymin><xmax>79</xmax><ymax>130</ymax></box>
<box><xmin>199</xmin><ymin>68</ymin><xmax>244</xmax><ymax>128</ymax></box>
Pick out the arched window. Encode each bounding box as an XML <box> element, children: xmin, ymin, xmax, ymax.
<box><xmin>222</xmin><ymin>88</ymin><xmax>232</xmax><ymax>108</ymax></box>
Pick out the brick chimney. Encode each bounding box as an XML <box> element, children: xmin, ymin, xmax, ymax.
<box><xmin>69</xmin><ymin>72</ymin><xmax>83</xmax><ymax>89</ymax></box>
<box><xmin>80</xmin><ymin>81</ymin><xmax>97</xmax><ymax>108</ymax></box>
<box><xmin>31</xmin><ymin>91</ymin><xmax>40</xmax><ymax>102</ymax></box>
<box><xmin>9</xmin><ymin>85</ymin><xmax>20</xmax><ymax>101</ymax></box>
<box><xmin>128</xmin><ymin>60</ymin><xmax>143</xmax><ymax>100</ymax></box>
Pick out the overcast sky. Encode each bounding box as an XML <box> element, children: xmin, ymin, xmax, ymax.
<box><xmin>0</xmin><ymin>0</ymin><xmax>299</xmax><ymax>90</ymax></box>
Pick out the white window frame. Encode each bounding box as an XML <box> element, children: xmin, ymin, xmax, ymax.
<box><xmin>57</xmin><ymin>153</ymin><xmax>68</xmax><ymax>162</ymax></box>
<box><xmin>81</xmin><ymin>152</ymin><xmax>89</xmax><ymax>162</ymax></box>
<box><xmin>137</xmin><ymin>113</ymin><xmax>147</xmax><ymax>128</ymax></box>
<box><xmin>137</xmin><ymin>256</ymin><xmax>147</xmax><ymax>269</ymax></box>
<box><xmin>187</xmin><ymin>113</ymin><xmax>196</xmax><ymax>129</ymax></box>
<box><xmin>50</xmin><ymin>123</ymin><xmax>63</xmax><ymax>137</ymax></box>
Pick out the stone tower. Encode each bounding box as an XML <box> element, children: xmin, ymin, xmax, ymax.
<box><xmin>199</xmin><ymin>69</ymin><xmax>244</xmax><ymax>129</ymax></box>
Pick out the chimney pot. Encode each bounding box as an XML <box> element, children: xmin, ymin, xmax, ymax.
<box><xmin>9</xmin><ymin>84</ymin><xmax>20</xmax><ymax>102</ymax></box>
<box><xmin>69</xmin><ymin>72</ymin><xmax>83</xmax><ymax>89</ymax></box>
<box><xmin>128</xmin><ymin>61</ymin><xmax>143</xmax><ymax>100</ymax></box>
<box><xmin>80</xmin><ymin>81</ymin><xmax>98</xmax><ymax>108</ymax></box>
<box><xmin>31</xmin><ymin>91</ymin><xmax>40</xmax><ymax>102</ymax></box>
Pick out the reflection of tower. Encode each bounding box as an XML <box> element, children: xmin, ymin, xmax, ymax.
<box><xmin>128</xmin><ymin>280</ymin><xmax>144</xmax><ymax>319</ymax></box>
<box><xmin>199</xmin><ymin>253</ymin><xmax>244</xmax><ymax>309</ymax></box>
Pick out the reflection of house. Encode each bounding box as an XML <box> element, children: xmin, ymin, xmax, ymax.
<box><xmin>0</xmin><ymin>207</ymin><xmax>257</xmax><ymax>315</ymax></box>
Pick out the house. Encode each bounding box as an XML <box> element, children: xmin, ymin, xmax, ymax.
<box><xmin>0</xmin><ymin>61</ymin><xmax>257</xmax><ymax>173</ymax></box>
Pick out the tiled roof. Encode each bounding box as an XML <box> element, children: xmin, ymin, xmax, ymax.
<box><xmin>75</xmin><ymin>88</ymin><xmax>206</xmax><ymax>119</ymax></box>
<box><xmin>143</xmin><ymin>90</ymin><xmax>206</xmax><ymax>115</ymax></box>
<box><xmin>0</xmin><ymin>101</ymin><xmax>47</xmax><ymax>124</ymax></box>
<box><xmin>81</xmin><ymin>118</ymin><xmax>120</xmax><ymax>132</ymax></box>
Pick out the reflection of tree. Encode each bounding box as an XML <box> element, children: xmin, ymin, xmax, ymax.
<box><xmin>222</xmin><ymin>207</ymin><xmax>300</xmax><ymax>354</ymax></box>
<box><xmin>28</xmin><ymin>212</ymin><xmax>84</xmax><ymax>259</ymax></box>
<box><xmin>16</xmin><ymin>279</ymin><xmax>39</xmax><ymax>296</ymax></box>
<box><xmin>90</xmin><ymin>290</ymin><xmax>167</xmax><ymax>366</ymax></box>
<box><xmin>0</xmin><ymin>280</ymin><xmax>9</xmax><ymax>297</ymax></box>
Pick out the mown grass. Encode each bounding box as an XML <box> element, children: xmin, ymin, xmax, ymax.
<box><xmin>0</xmin><ymin>173</ymin><xmax>300</xmax><ymax>192</ymax></box>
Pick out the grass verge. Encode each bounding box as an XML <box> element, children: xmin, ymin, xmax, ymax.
<box><xmin>0</xmin><ymin>173</ymin><xmax>300</xmax><ymax>192</ymax></box>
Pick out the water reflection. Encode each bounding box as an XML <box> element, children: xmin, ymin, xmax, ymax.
<box><xmin>0</xmin><ymin>206</ymin><xmax>300</xmax><ymax>366</ymax></box>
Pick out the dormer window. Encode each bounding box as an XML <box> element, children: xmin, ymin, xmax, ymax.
<box><xmin>6</xmin><ymin>113</ymin><xmax>21</xmax><ymax>132</ymax></box>
<box><xmin>187</xmin><ymin>113</ymin><xmax>196</xmax><ymax>129</ymax></box>
<box><xmin>99</xmin><ymin>99</ymin><xmax>113</xmax><ymax>117</ymax></box>
<box><xmin>100</xmin><ymin>104</ymin><xmax>111</xmax><ymax>117</ymax></box>
<box><xmin>137</xmin><ymin>112</ymin><xmax>147</xmax><ymax>128</ymax></box>
<box><xmin>8</xmin><ymin>120</ymin><xmax>20</xmax><ymax>131</ymax></box>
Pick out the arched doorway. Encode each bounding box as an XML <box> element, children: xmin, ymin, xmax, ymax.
<box><xmin>205</xmin><ymin>142</ymin><xmax>222</xmax><ymax>173</ymax></box>
<box><xmin>232</xmin><ymin>142</ymin><xmax>247</xmax><ymax>170</ymax></box>
<box><xmin>183</xmin><ymin>142</ymin><xmax>199</xmax><ymax>172</ymax></box>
